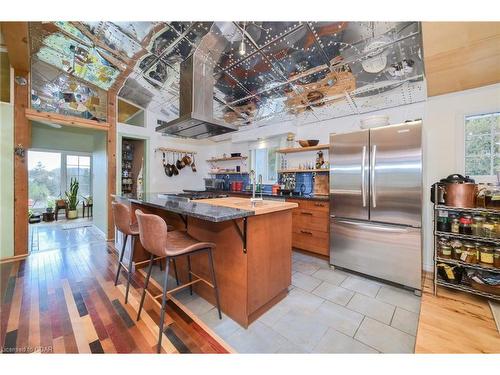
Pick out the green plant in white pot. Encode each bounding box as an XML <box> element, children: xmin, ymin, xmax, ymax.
<box><xmin>65</xmin><ymin>178</ymin><xmax>79</xmax><ymax>219</ymax></box>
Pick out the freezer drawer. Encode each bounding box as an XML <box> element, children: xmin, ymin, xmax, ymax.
<box><xmin>330</xmin><ymin>218</ymin><xmax>421</xmax><ymax>290</ymax></box>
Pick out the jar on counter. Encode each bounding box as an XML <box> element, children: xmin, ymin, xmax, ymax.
<box><xmin>462</xmin><ymin>242</ymin><xmax>478</xmax><ymax>263</ymax></box>
<box><xmin>482</xmin><ymin>218</ymin><xmax>496</xmax><ymax>238</ymax></box>
<box><xmin>471</xmin><ymin>216</ymin><xmax>486</xmax><ymax>236</ymax></box>
<box><xmin>494</xmin><ymin>248</ymin><xmax>500</xmax><ymax>268</ymax></box>
<box><xmin>450</xmin><ymin>239</ymin><xmax>463</xmax><ymax>260</ymax></box>
<box><xmin>439</xmin><ymin>244</ymin><xmax>452</xmax><ymax>259</ymax></box>
<box><xmin>451</xmin><ymin>218</ymin><xmax>460</xmax><ymax>234</ymax></box>
<box><xmin>492</xmin><ymin>217</ymin><xmax>500</xmax><ymax>239</ymax></box>
<box><xmin>459</xmin><ymin>214</ymin><xmax>473</xmax><ymax>235</ymax></box>
<box><xmin>479</xmin><ymin>245</ymin><xmax>494</xmax><ymax>265</ymax></box>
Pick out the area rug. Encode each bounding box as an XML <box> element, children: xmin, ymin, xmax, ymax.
<box><xmin>61</xmin><ymin>222</ymin><xmax>93</xmax><ymax>230</ymax></box>
<box><xmin>489</xmin><ymin>301</ymin><xmax>500</xmax><ymax>333</ymax></box>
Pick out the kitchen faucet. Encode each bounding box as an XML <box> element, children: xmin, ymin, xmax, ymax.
<box><xmin>250</xmin><ymin>170</ymin><xmax>263</xmax><ymax>207</ymax></box>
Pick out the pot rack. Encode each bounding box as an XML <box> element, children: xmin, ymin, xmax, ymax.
<box><xmin>154</xmin><ymin>147</ymin><xmax>197</xmax><ymax>154</ymax></box>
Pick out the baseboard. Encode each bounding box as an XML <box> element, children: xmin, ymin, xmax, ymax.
<box><xmin>92</xmin><ymin>224</ymin><xmax>108</xmax><ymax>240</ymax></box>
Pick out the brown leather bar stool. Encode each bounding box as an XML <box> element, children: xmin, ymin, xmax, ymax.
<box><xmin>135</xmin><ymin>209</ymin><xmax>221</xmax><ymax>353</ymax></box>
<box><xmin>112</xmin><ymin>202</ymin><xmax>178</xmax><ymax>304</ymax></box>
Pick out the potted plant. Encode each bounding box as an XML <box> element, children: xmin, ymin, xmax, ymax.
<box><xmin>65</xmin><ymin>178</ymin><xmax>80</xmax><ymax>219</ymax></box>
<box><xmin>46</xmin><ymin>199</ymin><xmax>54</xmax><ymax>213</ymax></box>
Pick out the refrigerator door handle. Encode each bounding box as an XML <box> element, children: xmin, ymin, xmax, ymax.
<box><xmin>334</xmin><ymin>218</ymin><xmax>413</xmax><ymax>233</ymax></box>
<box><xmin>370</xmin><ymin>144</ymin><xmax>377</xmax><ymax>208</ymax></box>
<box><xmin>361</xmin><ymin>145</ymin><xmax>367</xmax><ymax>207</ymax></box>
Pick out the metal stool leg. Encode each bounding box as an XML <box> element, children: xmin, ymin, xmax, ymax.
<box><xmin>137</xmin><ymin>253</ymin><xmax>154</xmax><ymax>321</ymax></box>
<box><xmin>125</xmin><ymin>235</ymin><xmax>135</xmax><ymax>304</ymax></box>
<box><xmin>115</xmin><ymin>234</ymin><xmax>128</xmax><ymax>286</ymax></box>
<box><xmin>207</xmin><ymin>248</ymin><xmax>222</xmax><ymax>319</ymax></box>
<box><xmin>159</xmin><ymin>258</ymin><xmax>163</xmax><ymax>271</ymax></box>
<box><xmin>157</xmin><ymin>257</ymin><xmax>170</xmax><ymax>353</ymax></box>
<box><xmin>187</xmin><ymin>255</ymin><xmax>193</xmax><ymax>295</ymax></box>
<box><xmin>172</xmin><ymin>259</ymin><xmax>180</xmax><ymax>286</ymax></box>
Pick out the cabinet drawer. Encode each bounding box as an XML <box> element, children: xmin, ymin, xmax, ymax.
<box><xmin>292</xmin><ymin>210</ymin><xmax>329</xmax><ymax>232</ymax></box>
<box><xmin>292</xmin><ymin>229</ymin><xmax>329</xmax><ymax>256</ymax></box>
<box><xmin>287</xmin><ymin>198</ymin><xmax>329</xmax><ymax>213</ymax></box>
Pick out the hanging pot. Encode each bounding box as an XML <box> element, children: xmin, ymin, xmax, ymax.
<box><xmin>443</xmin><ymin>174</ymin><xmax>477</xmax><ymax>208</ymax></box>
<box><xmin>191</xmin><ymin>153</ymin><xmax>197</xmax><ymax>173</ymax></box>
<box><xmin>176</xmin><ymin>152</ymin><xmax>185</xmax><ymax>170</ymax></box>
<box><xmin>182</xmin><ymin>153</ymin><xmax>192</xmax><ymax>166</ymax></box>
<box><xmin>165</xmin><ymin>152</ymin><xmax>174</xmax><ymax>177</ymax></box>
<box><xmin>171</xmin><ymin>153</ymin><xmax>179</xmax><ymax>176</ymax></box>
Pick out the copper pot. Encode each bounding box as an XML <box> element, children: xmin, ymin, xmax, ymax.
<box><xmin>445</xmin><ymin>182</ymin><xmax>477</xmax><ymax>208</ymax></box>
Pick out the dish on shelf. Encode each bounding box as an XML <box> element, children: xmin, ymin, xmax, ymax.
<box><xmin>470</xmin><ymin>280</ymin><xmax>500</xmax><ymax>296</ymax></box>
<box><xmin>230</xmin><ymin>153</ymin><xmax>241</xmax><ymax>157</ymax></box>
<box><xmin>298</xmin><ymin>140</ymin><xmax>319</xmax><ymax>147</ymax></box>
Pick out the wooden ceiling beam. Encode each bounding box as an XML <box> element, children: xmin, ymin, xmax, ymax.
<box><xmin>0</xmin><ymin>22</ymin><xmax>30</xmax><ymax>73</ymax></box>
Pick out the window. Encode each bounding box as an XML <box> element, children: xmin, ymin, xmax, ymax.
<box><xmin>66</xmin><ymin>155</ymin><xmax>91</xmax><ymax>198</ymax></box>
<box><xmin>249</xmin><ymin>146</ymin><xmax>278</xmax><ymax>184</ymax></box>
<box><xmin>464</xmin><ymin>112</ymin><xmax>500</xmax><ymax>177</ymax></box>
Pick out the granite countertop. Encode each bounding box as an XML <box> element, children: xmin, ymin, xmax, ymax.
<box><xmin>210</xmin><ymin>190</ymin><xmax>330</xmax><ymax>202</ymax></box>
<box><xmin>120</xmin><ymin>193</ymin><xmax>254</xmax><ymax>222</ymax></box>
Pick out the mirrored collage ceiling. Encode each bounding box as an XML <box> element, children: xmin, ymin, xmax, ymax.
<box><xmin>29</xmin><ymin>21</ymin><xmax>426</xmax><ymax>127</ymax></box>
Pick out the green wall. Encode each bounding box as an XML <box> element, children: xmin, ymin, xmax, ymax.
<box><xmin>0</xmin><ymin>103</ymin><xmax>14</xmax><ymax>259</ymax></box>
<box><xmin>92</xmin><ymin>132</ymin><xmax>107</xmax><ymax>236</ymax></box>
<box><xmin>31</xmin><ymin>122</ymin><xmax>96</xmax><ymax>152</ymax></box>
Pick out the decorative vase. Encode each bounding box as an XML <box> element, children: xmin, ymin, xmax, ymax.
<box><xmin>67</xmin><ymin>210</ymin><xmax>78</xmax><ymax>219</ymax></box>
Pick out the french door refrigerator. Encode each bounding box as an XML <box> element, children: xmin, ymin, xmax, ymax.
<box><xmin>329</xmin><ymin>120</ymin><xmax>422</xmax><ymax>290</ymax></box>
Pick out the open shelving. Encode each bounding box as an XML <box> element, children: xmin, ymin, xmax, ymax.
<box><xmin>278</xmin><ymin>169</ymin><xmax>329</xmax><ymax>173</ymax></box>
<box><xmin>207</xmin><ymin>156</ymin><xmax>247</xmax><ymax>162</ymax></box>
<box><xmin>433</xmin><ymin>202</ymin><xmax>500</xmax><ymax>301</ymax></box>
<box><xmin>276</xmin><ymin>144</ymin><xmax>329</xmax><ymax>154</ymax></box>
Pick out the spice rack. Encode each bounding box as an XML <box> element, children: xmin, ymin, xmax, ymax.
<box><xmin>433</xmin><ymin>204</ymin><xmax>500</xmax><ymax>301</ymax></box>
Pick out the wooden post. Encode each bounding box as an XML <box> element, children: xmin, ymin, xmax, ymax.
<box><xmin>13</xmin><ymin>69</ymin><xmax>30</xmax><ymax>256</ymax></box>
<box><xmin>107</xmin><ymin>91</ymin><xmax>117</xmax><ymax>240</ymax></box>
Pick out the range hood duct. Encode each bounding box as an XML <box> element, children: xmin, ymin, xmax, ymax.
<box><xmin>155</xmin><ymin>52</ymin><xmax>238</xmax><ymax>139</ymax></box>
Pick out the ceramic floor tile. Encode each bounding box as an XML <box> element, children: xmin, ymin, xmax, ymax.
<box><xmin>183</xmin><ymin>294</ymin><xmax>216</xmax><ymax>316</ymax></box>
<box><xmin>354</xmin><ymin>317</ymin><xmax>415</xmax><ymax>353</ymax></box>
<box><xmin>312</xmin><ymin>328</ymin><xmax>378</xmax><ymax>353</ymax></box>
<box><xmin>346</xmin><ymin>293</ymin><xmax>395</xmax><ymax>325</ymax></box>
<box><xmin>198</xmin><ymin>308</ymin><xmax>241</xmax><ymax>340</ymax></box>
<box><xmin>273</xmin><ymin>310</ymin><xmax>329</xmax><ymax>352</ymax></box>
<box><xmin>258</xmin><ymin>298</ymin><xmax>292</xmax><ymax>327</ymax></box>
<box><xmin>341</xmin><ymin>276</ymin><xmax>381</xmax><ymax>297</ymax></box>
<box><xmin>292</xmin><ymin>260</ymin><xmax>321</xmax><ymax>275</ymax></box>
<box><xmin>312</xmin><ymin>282</ymin><xmax>354</xmax><ymax>306</ymax></box>
<box><xmin>376</xmin><ymin>286</ymin><xmax>421</xmax><ymax>314</ymax></box>
<box><xmin>292</xmin><ymin>271</ymin><xmax>322</xmax><ymax>292</ymax></box>
<box><xmin>225</xmin><ymin>321</ymin><xmax>289</xmax><ymax>353</ymax></box>
<box><xmin>279</xmin><ymin>288</ymin><xmax>325</xmax><ymax>314</ymax></box>
<box><xmin>311</xmin><ymin>268</ymin><xmax>348</xmax><ymax>286</ymax></box>
<box><xmin>390</xmin><ymin>307</ymin><xmax>419</xmax><ymax>336</ymax></box>
<box><xmin>309</xmin><ymin>300</ymin><xmax>364</xmax><ymax>337</ymax></box>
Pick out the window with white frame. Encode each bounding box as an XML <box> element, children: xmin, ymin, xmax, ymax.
<box><xmin>249</xmin><ymin>143</ymin><xmax>278</xmax><ymax>184</ymax></box>
<box><xmin>464</xmin><ymin>112</ymin><xmax>500</xmax><ymax>178</ymax></box>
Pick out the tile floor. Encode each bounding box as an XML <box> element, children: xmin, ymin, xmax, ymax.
<box><xmin>153</xmin><ymin>250</ymin><xmax>422</xmax><ymax>353</ymax></box>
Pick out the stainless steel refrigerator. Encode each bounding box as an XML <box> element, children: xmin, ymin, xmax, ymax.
<box><xmin>329</xmin><ymin>121</ymin><xmax>422</xmax><ymax>290</ymax></box>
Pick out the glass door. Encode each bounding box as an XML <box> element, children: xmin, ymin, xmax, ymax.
<box><xmin>28</xmin><ymin>150</ymin><xmax>62</xmax><ymax>211</ymax></box>
<box><xmin>66</xmin><ymin>154</ymin><xmax>92</xmax><ymax>198</ymax></box>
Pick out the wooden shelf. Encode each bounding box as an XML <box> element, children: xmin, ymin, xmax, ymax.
<box><xmin>278</xmin><ymin>169</ymin><xmax>329</xmax><ymax>173</ymax></box>
<box><xmin>207</xmin><ymin>156</ymin><xmax>248</xmax><ymax>162</ymax></box>
<box><xmin>208</xmin><ymin>172</ymin><xmax>249</xmax><ymax>175</ymax></box>
<box><xmin>276</xmin><ymin>144</ymin><xmax>329</xmax><ymax>154</ymax></box>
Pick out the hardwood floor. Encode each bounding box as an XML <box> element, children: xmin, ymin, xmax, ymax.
<box><xmin>415</xmin><ymin>273</ymin><xmax>500</xmax><ymax>353</ymax></box>
<box><xmin>0</xmin><ymin>240</ymin><xmax>232</xmax><ymax>354</ymax></box>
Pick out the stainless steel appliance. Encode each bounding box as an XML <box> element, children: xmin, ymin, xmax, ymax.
<box><xmin>329</xmin><ymin>121</ymin><xmax>422</xmax><ymax>290</ymax></box>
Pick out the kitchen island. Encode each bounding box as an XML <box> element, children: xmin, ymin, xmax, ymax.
<box><xmin>115</xmin><ymin>194</ymin><xmax>298</xmax><ymax>327</ymax></box>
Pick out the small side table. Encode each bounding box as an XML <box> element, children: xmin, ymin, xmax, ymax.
<box><xmin>83</xmin><ymin>202</ymin><xmax>93</xmax><ymax>218</ymax></box>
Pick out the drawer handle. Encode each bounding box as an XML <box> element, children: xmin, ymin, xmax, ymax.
<box><xmin>314</xmin><ymin>203</ymin><xmax>325</xmax><ymax>207</ymax></box>
<box><xmin>300</xmin><ymin>230</ymin><xmax>313</xmax><ymax>235</ymax></box>
<box><xmin>300</xmin><ymin>211</ymin><xmax>313</xmax><ymax>215</ymax></box>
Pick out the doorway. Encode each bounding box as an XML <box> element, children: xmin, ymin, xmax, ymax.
<box><xmin>118</xmin><ymin>134</ymin><xmax>148</xmax><ymax>197</ymax></box>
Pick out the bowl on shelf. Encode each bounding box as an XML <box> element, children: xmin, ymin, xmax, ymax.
<box><xmin>230</xmin><ymin>153</ymin><xmax>241</xmax><ymax>157</ymax></box>
<box><xmin>298</xmin><ymin>140</ymin><xmax>320</xmax><ymax>147</ymax></box>
<box><xmin>360</xmin><ymin>115</ymin><xmax>390</xmax><ymax>129</ymax></box>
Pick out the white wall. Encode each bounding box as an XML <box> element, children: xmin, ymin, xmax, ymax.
<box><xmin>92</xmin><ymin>132</ymin><xmax>108</xmax><ymax>236</ymax></box>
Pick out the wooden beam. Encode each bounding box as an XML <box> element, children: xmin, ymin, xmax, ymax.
<box><xmin>13</xmin><ymin>69</ymin><xmax>30</xmax><ymax>256</ymax></box>
<box><xmin>25</xmin><ymin>108</ymin><xmax>110</xmax><ymax>131</ymax></box>
<box><xmin>422</xmin><ymin>22</ymin><xmax>500</xmax><ymax>96</ymax></box>
<box><xmin>1</xmin><ymin>22</ymin><xmax>30</xmax><ymax>73</ymax></box>
<box><xmin>107</xmin><ymin>91</ymin><xmax>117</xmax><ymax>240</ymax></box>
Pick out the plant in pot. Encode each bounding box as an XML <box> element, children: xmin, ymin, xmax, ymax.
<box><xmin>65</xmin><ymin>178</ymin><xmax>79</xmax><ymax>219</ymax></box>
<box><xmin>46</xmin><ymin>199</ymin><xmax>55</xmax><ymax>213</ymax></box>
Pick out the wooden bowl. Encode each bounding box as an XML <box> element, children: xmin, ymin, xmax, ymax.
<box><xmin>298</xmin><ymin>140</ymin><xmax>319</xmax><ymax>147</ymax></box>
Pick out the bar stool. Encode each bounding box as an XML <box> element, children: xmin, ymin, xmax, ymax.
<box><xmin>112</xmin><ymin>202</ymin><xmax>178</xmax><ymax>304</ymax></box>
<box><xmin>135</xmin><ymin>209</ymin><xmax>222</xmax><ymax>353</ymax></box>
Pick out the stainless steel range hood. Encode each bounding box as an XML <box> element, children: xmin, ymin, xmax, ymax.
<box><xmin>155</xmin><ymin>52</ymin><xmax>238</xmax><ymax>139</ymax></box>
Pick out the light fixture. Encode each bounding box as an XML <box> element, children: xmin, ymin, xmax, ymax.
<box><xmin>239</xmin><ymin>22</ymin><xmax>246</xmax><ymax>56</ymax></box>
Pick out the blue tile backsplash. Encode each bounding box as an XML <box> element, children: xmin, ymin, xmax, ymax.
<box><xmin>215</xmin><ymin>171</ymin><xmax>327</xmax><ymax>194</ymax></box>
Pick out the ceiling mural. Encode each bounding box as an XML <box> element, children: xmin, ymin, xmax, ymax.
<box><xmin>28</xmin><ymin>21</ymin><xmax>425</xmax><ymax>129</ymax></box>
